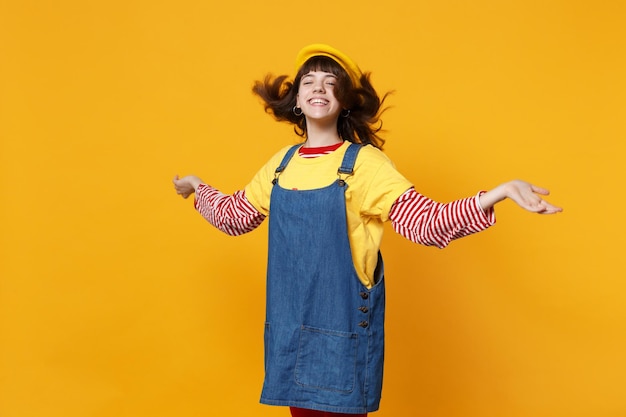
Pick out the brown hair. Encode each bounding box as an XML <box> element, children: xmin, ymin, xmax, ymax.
<box><xmin>252</xmin><ymin>56</ymin><xmax>390</xmax><ymax>149</ymax></box>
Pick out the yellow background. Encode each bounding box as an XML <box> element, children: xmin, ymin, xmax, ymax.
<box><xmin>1</xmin><ymin>1</ymin><xmax>625</xmax><ymax>416</ymax></box>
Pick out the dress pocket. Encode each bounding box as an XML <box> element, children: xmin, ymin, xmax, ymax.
<box><xmin>294</xmin><ymin>325</ymin><xmax>358</xmax><ymax>393</ymax></box>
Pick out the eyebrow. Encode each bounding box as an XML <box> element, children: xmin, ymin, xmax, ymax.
<box><xmin>301</xmin><ymin>73</ymin><xmax>338</xmax><ymax>80</ymax></box>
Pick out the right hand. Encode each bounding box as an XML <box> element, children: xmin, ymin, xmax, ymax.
<box><xmin>172</xmin><ymin>175</ymin><xmax>203</xmax><ymax>199</ymax></box>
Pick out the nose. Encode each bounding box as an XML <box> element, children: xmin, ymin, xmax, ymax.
<box><xmin>313</xmin><ymin>80</ymin><xmax>325</xmax><ymax>93</ymax></box>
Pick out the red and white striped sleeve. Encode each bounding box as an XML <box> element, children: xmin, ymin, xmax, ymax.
<box><xmin>194</xmin><ymin>184</ymin><xmax>266</xmax><ymax>236</ymax></box>
<box><xmin>389</xmin><ymin>188</ymin><xmax>496</xmax><ymax>248</ymax></box>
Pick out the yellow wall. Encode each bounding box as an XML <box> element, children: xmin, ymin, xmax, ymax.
<box><xmin>1</xmin><ymin>1</ymin><xmax>625</xmax><ymax>416</ymax></box>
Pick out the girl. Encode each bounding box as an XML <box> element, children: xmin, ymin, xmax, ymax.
<box><xmin>173</xmin><ymin>44</ymin><xmax>561</xmax><ymax>417</ymax></box>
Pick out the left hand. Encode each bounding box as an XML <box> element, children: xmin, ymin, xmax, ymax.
<box><xmin>480</xmin><ymin>180</ymin><xmax>563</xmax><ymax>214</ymax></box>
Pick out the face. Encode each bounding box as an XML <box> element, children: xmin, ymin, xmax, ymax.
<box><xmin>296</xmin><ymin>71</ymin><xmax>343</xmax><ymax>123</ymax></box>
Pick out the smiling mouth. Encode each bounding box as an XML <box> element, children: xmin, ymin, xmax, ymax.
<box><xmin>309</xmin><ymin>98</ymin><xmax>329</xmax><ymax>105</ymax></box>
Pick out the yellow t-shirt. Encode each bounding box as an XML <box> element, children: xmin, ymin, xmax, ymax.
<box><xmin>244</xmin><ymin>141</ymin><xmax>413</xmax><ymax>288</ymax></box>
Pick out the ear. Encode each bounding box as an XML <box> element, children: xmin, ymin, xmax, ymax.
<box><xmin>295</xmin><ymin>94</ymin><xmax>301</xmax><ymax>108</ymax></box>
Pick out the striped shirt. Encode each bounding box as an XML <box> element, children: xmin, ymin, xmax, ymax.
<box><xmin>194</xmin><ymin>184</ymin><xmax>495</xmax><ymax>249</ymax></box>
<box><xmin>298</xmin><ymin>142</ymin><xmax>344</xmax><ymax>158</ymax></box>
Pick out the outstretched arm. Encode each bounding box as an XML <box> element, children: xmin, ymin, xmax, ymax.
<box><xmin>172</xmin><ymin>175</ymin><xmax>266</xmax><ymax>236</ymax></box>
<box><xmin>389</xmin><ymin>188</ymin><xmax>495</xmax><ymax>248</ymax></box>
<box><xmin>390</xmin><ymin>180</ymin><xmax>561</xmax><ymax>248</ymax></box>
<box><xmin>479</xmin><ymin>180</ymin><xmax>562</xmax><ymax>214</ymax></box>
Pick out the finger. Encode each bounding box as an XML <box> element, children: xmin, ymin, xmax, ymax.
<box><xmin>537</xmin><ymin>200</ymin><xmax>563</xmax><ymax>214</ymax></box>
<box><xmin>530</xmin><ymin>184</ymin><xmax>550</xmax><ymax>196</ymax></box>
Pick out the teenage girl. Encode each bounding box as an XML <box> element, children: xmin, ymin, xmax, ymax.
<box><xmin>173</xmin><ymin>44</ymin><xmax>562</xmax><ymax>417</ymax></box>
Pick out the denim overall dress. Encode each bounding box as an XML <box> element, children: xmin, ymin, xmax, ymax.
<box><xmin>260</xmin><ymin>143</ymin><xmax>386</xmax><ymax>414</ymax></box>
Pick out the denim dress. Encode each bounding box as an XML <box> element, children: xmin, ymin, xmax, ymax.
<box><xmin>260</xmin><ymin>144</ymin><xmax>386</xmax><ymax>414</ymax></box>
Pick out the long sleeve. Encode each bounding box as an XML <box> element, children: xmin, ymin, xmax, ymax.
<box><xmin>389</xmin><ymin>188</ymin><xmax>495</xmax><ymax>248</ymax></box>
<box><xmin>194</xmin><ymin>184</ymin><xmax>266</xmax><ymax>236</ymax></box>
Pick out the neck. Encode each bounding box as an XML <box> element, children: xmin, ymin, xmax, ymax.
<box><xmin>303</xmin><ymin>119</ymin><xmax>342</xmax><ymax>148</ymax></box>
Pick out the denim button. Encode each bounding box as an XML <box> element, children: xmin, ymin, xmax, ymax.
<box><xmin>360</xmin><ymin>292</ymin><xmax>369</xmax><ymax>299</ymax></box>
<box><xmin>358</xmin><ymin>306</ymin><xmax>369</xmax><ymax>313</ymax></box>
<box><xmin>358</xmin><ymin>321</ymin><xmax>369</xmax><ymax>328</ymax></box>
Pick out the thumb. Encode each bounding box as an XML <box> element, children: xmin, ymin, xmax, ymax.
<box><xmin>531</xmin><ymin>184</ymin><xmax>550</xmax><ymax>196</ymax></box>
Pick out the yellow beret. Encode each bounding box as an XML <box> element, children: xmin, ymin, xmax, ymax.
<box><xmin>295</xmin><ymin>44</ymin><xmax>363</xmax><ymax>88</ymax></box>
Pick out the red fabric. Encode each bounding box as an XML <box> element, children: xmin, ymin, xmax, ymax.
<box><xmin>298</xmin><ymin>141</ymin><xmax>344</xmax><ymax>156</ymax></box>
<box><xmin>289</xmin><ymin>407</ymin><xmax>367</xmax><ymax>417</ymax></box>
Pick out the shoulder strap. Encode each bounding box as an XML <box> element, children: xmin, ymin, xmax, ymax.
<box><xmin>272</xmin><ymin>144</ymin><xmax>301</xmax><ymax>184</ymax></box>
<box><xmin>337</xmin><ymin>143</ymin><xmax>363</xmax><ymax>175</ymax></box>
